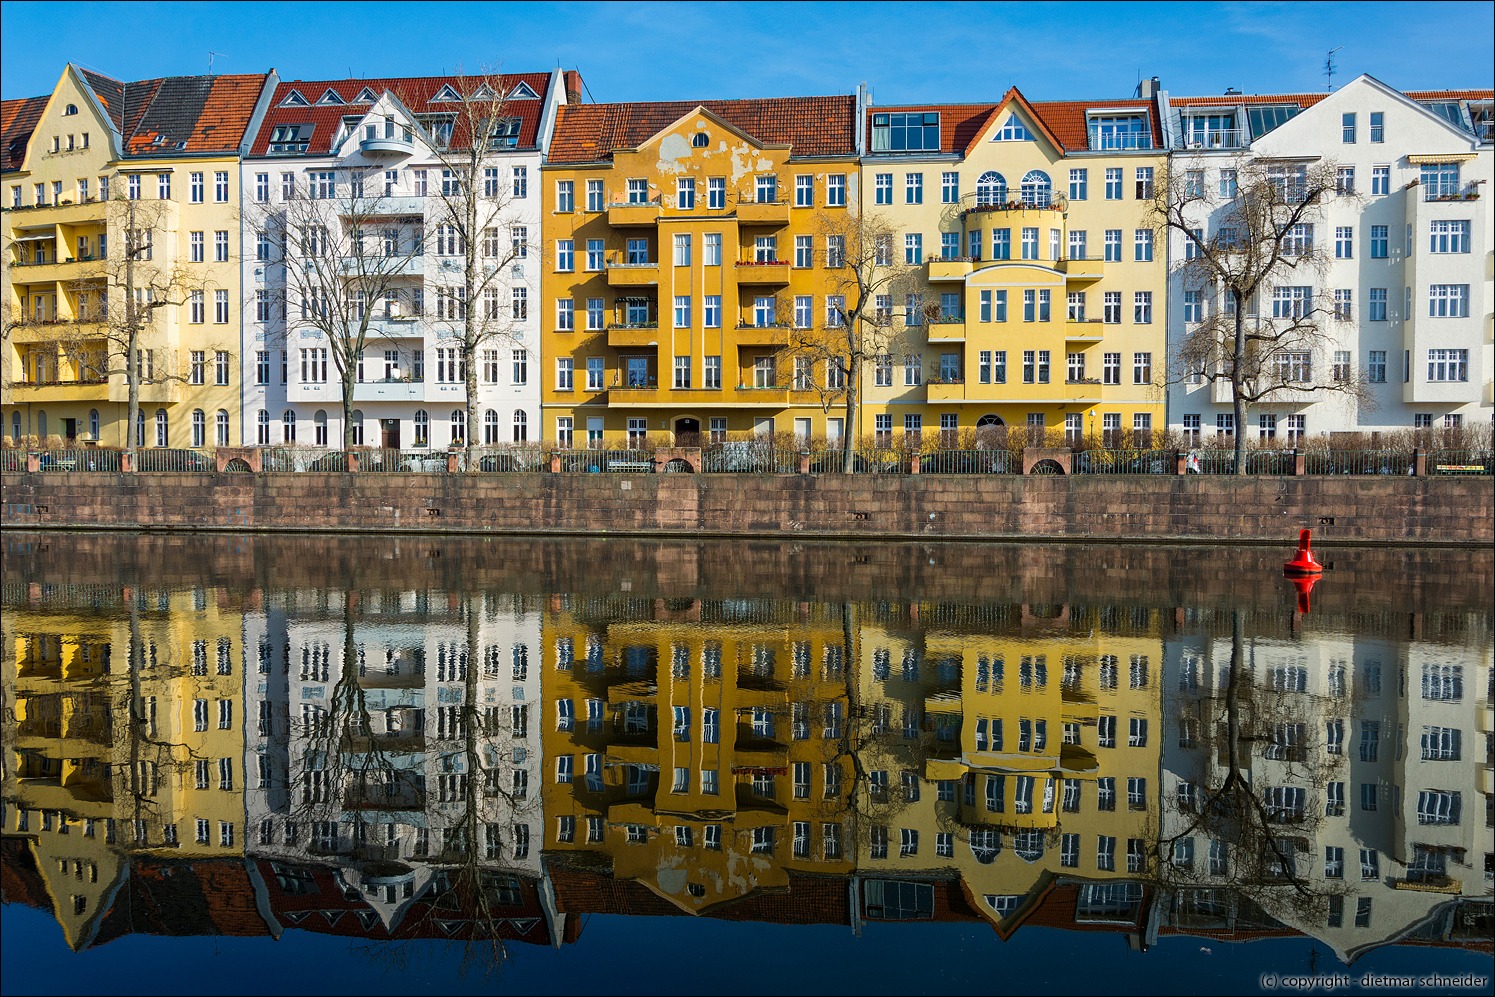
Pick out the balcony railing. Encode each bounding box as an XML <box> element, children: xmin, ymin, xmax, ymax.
<box><xmin>1180</xmin><ymin>129</ymin><xmax>1247</xmax><ymax>150</ymax></box>
<box><xmin>1088</xmin><ymin>131</ymin><xmax>1154</xmax><ymax>151</ymax></box>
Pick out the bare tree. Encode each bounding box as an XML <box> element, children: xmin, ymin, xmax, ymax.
<box><xmin>1154</xmin><ymin>156</ymin><xmax>1368</xmax><ymax>473</ymax></box>
<box><xmin>262</xmin><ymin>166</ymin><xmax>425</xmax><ymax>451</ymax></box>
<box><xmin>65</xmin><ymin>191</ymin><xmax>205</xmax><ymax>455</ymax></box>
<box><xmin>788</xmin><ymin>213</ymin><xmax>916</xmax><ymax>472</ymax></box>
<box><xmin>419</xmin><ymin>71</ymin><xmax>530</xmax><ymax>466</ymax></box>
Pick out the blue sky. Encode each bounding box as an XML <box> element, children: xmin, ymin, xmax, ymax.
<box><xmin>2</xmin><ymin>1</ymin><xmax>1491</xmax><ymax>103</ymax></box>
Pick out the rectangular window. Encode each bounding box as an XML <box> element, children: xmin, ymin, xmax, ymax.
<box><xmin>1428</xmin><ymin>285</ymin><xmax>1470</xmax><ymax>318</ymax></box>
<box><xmin>1426</xmin><ymin>349</ymin><xmax>1468</xmax><ymax>382</ymax></box>
<box><xmin>1133</xmin><ymin>292</ymin><xmax>1152</xmax><ymax>324</ymax></box>
<box><xmin>795</xmin><ymin>174</ymin><xmax>813</xmax><ymax>207</ymax></box>
<box><xmin>1335</xmin><ymin>226</ymin><xmax>1353</xmax><ymax>258</ymax></box>
<box><xmin>1371</xmin><ymin>165</ymin><xmax>1390</xmax><ymax>195</ymax></box>
<box><xmin>875</xmin><ymin>173</ymin><xmax>893</xmax><ymax>205</ymax></box>
<box><xmin>905</xmin><ymin>233</ymin><xmax>922</xmax><ymax>265</ymax></box>
<box><xmin>941</xmin><ymin>171</ymin><xmax>959</xmax><ymax>203</ymax></box>
<box><xmin>1134</xmin><ymin>228</ymin><xmax>1153</xmax><ymax>261</ymax></box>
<box><xmin>905</xmin><ymin>173</ymin><xmax>923</xmax><ymax>203</ymax></box>
<box><xmin>1429</xmin><ymin>219</ymin><xmax>1470</xmax><ymax>253</ymax></box>
<box><xmin>1069</xmin><ymin>168</ymin><xmax>1087</xmax><ymax>200</ymax></box>
<box><xmin>827</xmin><ymin>173</ymin><xmax>846</xmax><ymax>206</ymax></box>
<box><xmin>1103</xmin><ymin>229</ymin><xmax>1121</xmax><ymax>262</ymax></box>
<box><xmin>1104</xmin><ymin>168</ymin><xmax>1122</xmax><ymax>199</ymax></box>
<box><xmin>556</xmin><ymin>179</ymin><xmax>574</xmax><ymax>212</ymax></box>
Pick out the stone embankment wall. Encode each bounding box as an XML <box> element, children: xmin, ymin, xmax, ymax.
<box><xmin>2</xmin><ymin>472</ymin><xmax>1490</xmax><ymax>544</ymax></box>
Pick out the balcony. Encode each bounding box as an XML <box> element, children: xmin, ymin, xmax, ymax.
<box><xmin>733</xmin><ymin>260</ymin><xmax>791</xmax><ymax>284</ymax></box>
<box><xmin>350</xmin><ymin>378</ymin><xmax>427</xmax><ymax>402</ymax></box>
<box><xmin>7</xmin><ymin>256</ymin><xmax>105</xmax><ymax>286</ymax></box>
<box><xmin>606</xmin><ymin>324</ymin><xmax>660</xmax><ymax>348</ymax></box>
<box><xmin>359</xmin><ymin>134</ymin><xmax>416</xmax><ymax>157</ymax></box>
<box><xmin>927</xmin><ymin>258</ymin><xmax>974</xmax><ymax>281</ymax></box>
<box><xmin>926</xmin><ymin>321</ymin><xmax>966</xmax><ymax>342</ymax></box>
<box><xmin>605</xmin><ymin>384</ymin><xmax>812</xmax><ymax>408</ymax></box>
<box><xmin>9</xmin><ymin>377</ymin><xmax>110</xmax><ymax>404</ymax></box>
<box><xmin>925</xmin><ymin>378</ymin><xmax>966</xmax><ymax>402</ymax></box>
<box><xmin>606</xmin><ymin>261</ymin><xmax>660</xmax><ymax>287</ymax></box>
<box><xmin>736</xmin><ymin>199</ymin><xmax>789</xmax><ymax>226</ymax></box>
<box><xmin>733</xmin><ymin>322</ymin><xmax>791</xmax><ymax>346</ymax></box>
<box><xmin>1060</xmin><ymin>257</ymin><xmax>1105</xmax><ymax>283</ymax></box>
<box><xmin>6</xmin><ymin>197</ymin><xmax>108</xmax><ymax>227</ymax></box>
<box><xmin>337</xmin><ymin>254</ymin><xmax>424</xmax><ymax>277</ymax></box>
<box><xmin>361</xmin><ymin>315</ymin><xmax>423</xmax><ymax>338</ymax></box>
<box><xmin>334</xmin><ymin>195</ymin><xmax>424</xmax><ymax>217</ymax></box>
<box><xmin>963</xmin><ymin>203</ymin><xmax>1065</xmax><ymax>228</ymax></box>
<box><xmin>607</xmin><ymin>199</ymin><xmax>662</xmax><ymax>227</ymax></box>
<box><xmin>1087</xmin><ymin>131</ymin><xmax>1155</xmax><ymax>151</ymax></box>
<box><xmin>1179</xmin><ymin>128</ymin><xmax>1247</xmax><ymax>151</ymax></box>
<box><xmin>1065</xmin><ymin>320</ymin><xmax>1106</xmax><ymax>343</ymax></box>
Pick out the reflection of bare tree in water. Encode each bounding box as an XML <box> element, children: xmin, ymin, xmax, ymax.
<box><xmin>1155</xmin><ymin>608</ymin><xmax>1345</xmax><ymax>926</ymax></box>
<box><xmin>292</xmin><ymin>589</ymin><xmax>534</xmax><ymax>972</ymax></box>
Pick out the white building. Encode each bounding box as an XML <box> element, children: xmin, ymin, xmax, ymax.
<box><xmin>238</xmin><ymin>71</ymin><xmax>575</xmax><ymax>450</ymax></box>
<box><xmin>242</xmin><ymin>587</ymin><xmax>544</xmax><ymax>930</ymax></box>
<box><xmin>1159</xmin><ymin>75</ymin><xmax>1492</xmax><ymax>439</ymax></box>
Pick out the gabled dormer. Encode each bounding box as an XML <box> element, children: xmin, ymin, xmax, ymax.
<box><xmin>278</xmin><ymin>88</ymin><xmax>309</xmax><ymax>108</ymax></box>
<box><xmin>316</xmin><ymin>87</ymin><xmax>346</xmax><ymax>106</ymax></box>
<box><xmin>354</xmin><ymin>86</ymin><xmax>380</xmax><ymax>104</ymax></box>
<box><xmin>430</xmin><ymin>84</ymin><xmax>463</xmax><ymax>103</ymax></box>
<box><xmin>507</xmin><ymin>80</ymin><xmax>539</xmax><ymax>101</ymax></box>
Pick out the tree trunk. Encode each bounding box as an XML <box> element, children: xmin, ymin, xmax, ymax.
<box><xmin>1231</xmin><ymin>294</ymin><xmax>1247</xmax><ymax>475</ymax></box>
<box><xmin>124</xmin><ymin>197</ymin><xmax>140</xmax><ymax>458</ymax></box>
<box><xmin>841</xmin><ymin>350</ymin><xmax>859</xmax><ymax>474</ymax></box>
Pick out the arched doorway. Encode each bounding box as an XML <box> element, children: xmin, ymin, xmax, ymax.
<box><xmin>674</xmin><ymin>417</ymin><xmax>701</xmax><ymax>447</ymax></box>
<box><xmin>975</xmin><ymin>414</ymin><xmax>1007</xmax><ymax>449</ymax></box>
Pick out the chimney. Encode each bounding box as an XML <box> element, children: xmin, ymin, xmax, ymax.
<box><xmin>1136</xmin><ymin>76</ymin><xmax>1161</xmax><ymax>100</ymax></box>
<box><xmin>563</xmin><ymin>70</ymin><xmax>583</xmax><ymax>105</ymax></box>
<box><xmin>1224</xmin><ymin>87</ymin><xmax>1241</xmax><ymax>96</ymax></box>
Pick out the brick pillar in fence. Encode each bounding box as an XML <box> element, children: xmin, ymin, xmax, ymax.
<box><xmin>446</xmin><ymin>452</ymin><xmax>460</xmax><ymax>473</ymax></box>
<box><xmin>1413</xmin><ymin>448</ymin><xmax>1427</xmax><ymax>477</ymax></box>
<box><xmin>549</xmin><ymin>452</ymin><xmax>562</xmax><ymax>473</ymax></box>
<box><xmin>119</xmin><ymin>452</ymin><xmax>135</xmax><ymax>473</ymax></box>
<box><xmin>25</xmin><ymin>453</ymin><xmax>39</xmax><ymax>473</ymax></box>
<box><xmin>799</xmin><ymin>452</ymin><xmax>812</xmax><ymax>474</ymax></box>
<box><xmin>1293</xmin><ymin>449</ymin><xmax>1306</xmax><ymax>476</ymax></box>
<box><xmin>1176</xmin><ymin>451</ymin><xmax>1188</xmax><ymax>475</ymax></box>
<box><xmin>346</xmin><ymin>451</ymin><xmax>361</xmax><ymax>473</ymax></box>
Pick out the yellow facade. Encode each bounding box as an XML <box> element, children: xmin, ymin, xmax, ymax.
<box><xmin>860</xmin><ymin>95</ymin><xmax>1168</xmax><ymax>445</ymax></box>
<box><xmin>540</xmin><ymin>107</ymin><xmax>861</xmax><ymax>447</ymax></box>
<box><xmin>3</xmin><ymin>66</ymin><xmax>255</xmax><ymax>449</ymax></box>
<box><xmin>539</xmin><ymin>597</ymin><xmax>853</xmax><ymax>913</ymax></box>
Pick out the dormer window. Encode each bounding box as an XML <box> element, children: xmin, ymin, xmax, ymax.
<box><xmin>278</xmin><ymin>89</ymin><xmax>309</xmax><ymax>108</ymax></box>
<box><xmin>484</xmin><ymin>117</ymin><xmax>522</xmax><ymax>149</ymax></box>
<box><xmin>1423</xmin><ymin>101</ymin><xmax>1466</xmax><ymax>129</ymax></box>
<box><xmin>871</xmin><ymin>111</ymin><xmax>940</xmax><ymax>152</ymax></box>
<box><xmin>419</xmin><ymin>115</ymin><xmax>455</xmax><ymax>148</ymax></box>
<box><xmin>268</xmin><ymin>124</ymin><xmax>313</xmax><ymax>154</ymax></box>
<box><xmin>508</xmin><ymin>81</ymin><xmax>539</xmax><ymax>100</ymax></box>
<box><xmin>431</xmin><ymin>84</ymin><xmax>463</xmax><ymax>103</ymax></box>
<box><xmin>317</xmin><ymin>88</ymin><xmax>346</xmax><ymax>106</ymax></box>
<box><xmin>1245</xmin><ymin>104</ymin><xmax>1299</xmax><ymax>138</ymax></box>
<box><xmin>1469</xmin><ymin>102</ymin><xmax>1493</xmax><ymax>142</ymax></box>
<box><xmin>354</xmin><ymin>87</ymin><xmax>379</xmax><ymax>103</ymax></box>
<box><xmin>1182</xmin><ymin>112</ymin><xmax>1242</xmax><ymax>149</ymax></box>
<box><xmin>994</xmin><ymin>115</ymin><xmax>1031</xmax><ymax>141</ymax></box>
<box><xmin>1088</xmin><ymin>113</ymin><xmax>1151</xmax><ymax>150</ymax></box>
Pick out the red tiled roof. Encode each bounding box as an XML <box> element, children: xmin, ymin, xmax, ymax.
<box><xmin>865</xmin><ymin>91</ymin><xmax>1165</xmax><ymax>155</ymax></box>
<box><xmin>1170</xmin><ymin>93</ymin><xmax>1330</xmax><ymax>109</ymax></box>
<box><xmin>1</xmin><ymin>94</ymin><xmax>48</xmax><ymax>171</ymax></box>
<box><xmin>247</xmin><ymin>73</ymin><xmax>554</xmax><ymax>157</ymax></box>
<box><xmin>548</xmin><ymin>94</ymin><xmax>858</xmax><ymax>164</ymax></box>
<box><xmin>70</xmin><ymin>67</ymin><xmax>269</xmax><ymax>157</ymax></box>
<box><xmin>1406</xmin><ymin>89</ymin><xmax>1493</xmax><ymax>100</ymax></box>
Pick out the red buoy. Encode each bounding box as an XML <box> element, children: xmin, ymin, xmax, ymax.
<box><xmin>1284</xmin><ymin>529</ymin><xmax>1323</xmax><ymax>576</ymax></box>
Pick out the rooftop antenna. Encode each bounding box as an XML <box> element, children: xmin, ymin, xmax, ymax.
<box><xmin>208</xmin><ymin>51</ymin><xmax>226</xmax><ymax>75</ymax></box>
<box><xmin>1324</xmin><ymin>47</ymin><xmax>1342</xmax><ymax>91</ymax></box>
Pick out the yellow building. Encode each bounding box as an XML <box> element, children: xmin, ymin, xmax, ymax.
<box><xmin>2</xmin><ymin>583</ymin><xmax>250</xmax><ymax>946</ymax></box>
<box><xmin>860</xmin><ymin>88</ymin><xmax>1169</xmax><ymax>446</ymax></box>
<box><xmin>1</xmin><ymin>65</ymin><xmax>274</xmax><ymax>449</ymax></box>
<box><xmin>853</xmin><ymin>603</ymin><xmax>1164</xmax><ymax>931</ymax></box>
<box><xmin>539</xmin><ymin>596</ymin><xmax>853</xmax><ymax>913</ymax></box>
<box><xmin>540</xmin><ymin>96</ymin><xmax>862</xmax><ymax>448</ymax></box>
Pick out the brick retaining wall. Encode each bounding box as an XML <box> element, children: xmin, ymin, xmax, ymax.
<box><xmin>2</xmin><ymin>472</ymin><xmax>1489</xmax><ymax>544</ymax></box>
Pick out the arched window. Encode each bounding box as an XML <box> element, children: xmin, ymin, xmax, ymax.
<box><xmin>970</xmin><ymin>828</ymin><xmax>1001</xmax><ymax>864</ymax></box>
<box><xmin>191</xmin><ymin>409</ymin><xmax>206</xmax><ymax>448</ymax></box>
<box><xmin>11</xmin><ymin>412</ymin><xmax>21</xmax><ymax>444</ymax></box>
<box><xmin>1013</xmin><ymin>828</ymin><xmax>1045</xmax><ymax>862</ymax></box>
<box><xmin>977</xmin><ymin>414</ymin><xmax>1005</xmax><ymax>428</ymax></box>
<box><xmin>975</xmin><ymin>171</ymin><xmax>1006</xmax><ymax>206</ymax></box>
<box><xmin>282</xmin><ymin>409</ymin><xmax>296</xmax><ymax>443</ymax></box>
<box><xmin>483</xmin><ymin>409</ymin><xmax>499</xmax><ymax>444</ymax></box>
<box><xmin>450</xmin><ymin>409</ymin><xmax>466</xmax><ymax>445</ymax></box>
<box><xmin>88</xmin><ymin>409</ymin><xmax>100</xmax><ymax>441</ymax></box>
<box><xmin>413</xmin><ymin>410</ymin><xmax>429</xmax><ymax>447</ymax></box>
<box><xmin>314</xmin><ymin>410</ymin><xmax>328</xmax><ymax>447</ymax></box>
<box><xmin>216</xmin><ymin>410</ymin><xmax>230</xmax><ymax>446</ymax></box>
<box><xmin>512</xmin><ymin>409</ymin><xmax>528</xmax><ymax>443</ymax></box>
<box><xmin>350</xmin><ymin>410</ymin><xmax>364</xmax><ymax>447</ymax></box>
<box><xmin>256</xmin><ymin>409</ymin><xmax>270</xmax><ymax>445</ymax></box>
<box><xmin>135</xmin><ymin>411</ymin><xmax>144</xmax><ymax>447</ymax></box>
<box><xmin>1020</xmin><ymin>170</ymin><xmax>1052</xmax><ymax>208</ymax></box>
<box><xmin>38</xmin><ymin>411</ymin><xmax>49</xmax><ymax>442</ymax></box>
<box><xmin>155</xmin><ymin>409</ymin><xmax>169</xmax><ymax>447</ymax></box>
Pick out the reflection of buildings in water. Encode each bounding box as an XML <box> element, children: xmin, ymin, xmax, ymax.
<box><xmin>856</xmin><ymin>603</ymin><xmax>1163</xmax><ymax>932</ymax></box>
<box><xmin>2</xmin><ymin>585</ymin><xmax>248</xmax><ymax>949</ymax></box>
<box><xmin>1160</xmin><ymin>624</ymin><xmax>1493</xmax><ymax>962</ymax></box>
<box><xmin>541</xmin><ymin>595</ymin><xmax>856</xmax><ymax>914</ymax></box>
<box><xmin>242</xmin><ymin>588</ymin><xmax>544</xmax><ymax>935</ymax></box>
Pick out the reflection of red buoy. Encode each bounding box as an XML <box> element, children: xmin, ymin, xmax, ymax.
<box><xmin>1284</xmin><ymin>529</ymin><xmax>1323</xmax><ymax>576</ymax></box>
<box><xmin>1288</xmin><ymin>572</ymin><xmax>1319</xmax><ymax>614</ymax></box>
